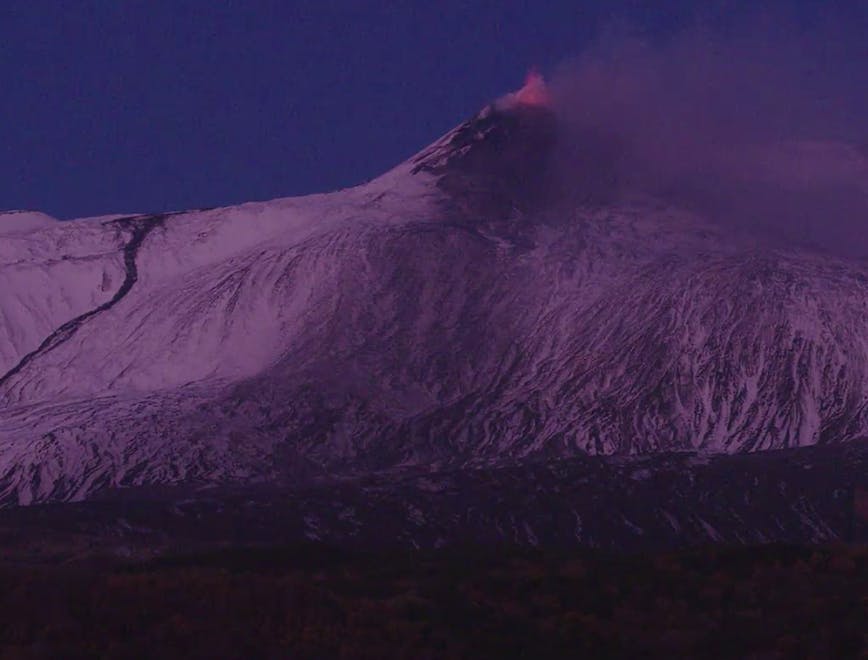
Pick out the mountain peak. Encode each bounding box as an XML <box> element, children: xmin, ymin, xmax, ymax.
<box><xmin>409</xmin><ymin>82</ymin><xmax>558</xmax><ymax>220</ymax></box>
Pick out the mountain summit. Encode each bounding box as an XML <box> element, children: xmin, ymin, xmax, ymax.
<box><xmin>1</xmin><ymin>84</ymin><xmax>867</xmax><ymax>506</ymax></box>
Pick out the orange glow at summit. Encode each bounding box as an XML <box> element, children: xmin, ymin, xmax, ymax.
<box><xmin>513</xmin><ymin>70</ymin><xmax>551</xmax><ymax>107</ymax></box>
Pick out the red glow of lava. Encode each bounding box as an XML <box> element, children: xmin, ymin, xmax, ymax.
<box><xmin>513</xmin><ymin>69</ymin><xmax>551</xmax><ymax>107</ymax></box>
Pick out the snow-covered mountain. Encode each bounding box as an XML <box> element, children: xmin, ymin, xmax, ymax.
<box><xmin>0</xmin><ymin>210</ymin><xmax>59</xmax><ymax>236</ymax></box>
<box><xmin>1</xmin><ymin>83</ymin><xmax>867</xmax><ymax>507</ymax></box>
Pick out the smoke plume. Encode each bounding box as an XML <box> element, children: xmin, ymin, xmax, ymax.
<box><xmin>548</xmin><ymin>14</ymin><xmax>868</xmax><ymax>256</ymax></box>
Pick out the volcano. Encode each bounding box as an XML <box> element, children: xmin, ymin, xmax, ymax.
<box><xmin>0</xmin><ymin>81</ymin><xmax>866</xmax><ymax>549</ymax></box>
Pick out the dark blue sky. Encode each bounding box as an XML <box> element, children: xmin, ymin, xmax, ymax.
<box><xmin>0</xmin><ymin>1</ymin><xmax>860</xmax><ymax>219</ymax></box>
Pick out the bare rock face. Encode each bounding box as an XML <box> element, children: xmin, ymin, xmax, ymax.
<box><xmin>0</xmin><ymin>96</ymin><xmax>867</xmax><ymax>507</ymax></box>
<box><xmin>413</xmin><ymin>102</ymin><xmax>558</xmax><ymax>220</ymax></box>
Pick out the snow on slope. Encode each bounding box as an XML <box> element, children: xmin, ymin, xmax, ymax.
<box><xmin>0</xmin><ymin>171</ymin><xmax>435</xmax><ymax>406</ymax></box>
<box><xmin>0</xmin><ymin>215</ymin><xmax>126</xmax><ymax>377</ymax></box>
<box><xmin>0</xmin><ymin>210</ymin><xmax>58</xmax><ymax>236</ymax></box>
<box><xmin>0</xmin><ymin>99</ymin><xmax>867</xmax><ymax>506</ymax></box>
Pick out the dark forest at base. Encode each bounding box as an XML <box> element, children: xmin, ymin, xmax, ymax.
<box><xmin>0</xmin><ymin>543</ymin><xmax>865</xmax><ymax>659</ymax></box>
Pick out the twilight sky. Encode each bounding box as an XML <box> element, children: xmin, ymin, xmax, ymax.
<box><xmin>1</xmin><ymin>1</ymin><xmax>865</xmax><ymax>219</ymax></box>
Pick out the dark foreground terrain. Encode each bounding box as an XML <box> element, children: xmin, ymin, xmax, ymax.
<box><xmin>0</xmin><ymin>442</ymin><xmax>864</xmax><ymax>658</ymax></box>
<box><xmin>0</xmin><ymin>543</ymin><xmax>865</xmax><ymax>659</ymax></box>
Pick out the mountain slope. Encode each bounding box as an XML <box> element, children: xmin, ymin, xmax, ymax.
<box><xmin>0</xmin><ymin>90</ymin><xmax>867</xmax><ymax>506</ymax></box>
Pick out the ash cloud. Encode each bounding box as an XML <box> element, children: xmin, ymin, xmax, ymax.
<box><xmin>548</xmin><ymin>16</ymin><xmax>868</xmax><ymax>257</ymax></box>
